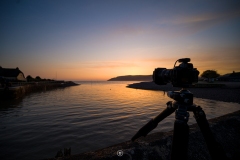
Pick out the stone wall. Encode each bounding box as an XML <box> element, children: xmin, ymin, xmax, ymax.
<box><xmin>1</xmin><ymin>83</ymin><xmax>61</xmax><ymax>99</ymax></box>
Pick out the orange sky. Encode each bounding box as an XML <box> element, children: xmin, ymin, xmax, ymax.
<box><xmin>1</xmin><ymin>1</ymin><xmax>240</xmax><ymax>80</ymax></box>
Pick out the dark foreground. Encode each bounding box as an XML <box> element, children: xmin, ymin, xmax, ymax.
<box><xmin>46</xmin><ymin>110</ymin><xmax>240</xmax><ymax>160</ymax></box>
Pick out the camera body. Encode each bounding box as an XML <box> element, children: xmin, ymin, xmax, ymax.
<box><xmin>153</xmin><ymin>58</ymin><xmax>199</xmax><ymax>87</ymax></box>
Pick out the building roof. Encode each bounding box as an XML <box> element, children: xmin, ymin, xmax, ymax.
<box><xmin>229</xmin><ymin>72</ymin><xmax>240</xmax><ymax>77</ymax></box>
<box><xmin>218</xmin><ymin>72</ymin><xmax>240</xmax><ymax>79</ymax></box>
<box><xmin>0</xmin><ymin>67</ymin><xmax>24</xmax><ymax>77</ymax></box>
<box><xmin>219</xmin><ymin>73</ymin><xmax>231</xmax><ymax>77</ymax></box>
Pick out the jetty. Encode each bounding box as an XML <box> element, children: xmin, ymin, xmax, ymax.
<box><xmin>0</xmin><ymin>81</ymin><xmax>79</xmax><ymax>100</ymax></box>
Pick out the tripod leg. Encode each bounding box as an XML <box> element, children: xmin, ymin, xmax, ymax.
<box><xmin>171</xmin><ymin>105</ymin><xmax>189</xmax><ymax>160</ymax></box>
<box><xmin>193</xmin><ymin>106</ymin><xmax>227</xmax><ymax>160</ymax></box>
<box><xmin>131</xmin><ymin>101</ymin><xmax>176</xmax><ymax>141</ymax></box>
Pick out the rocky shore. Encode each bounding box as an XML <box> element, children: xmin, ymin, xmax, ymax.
<box><xmin>47</xmin><ymin>110</ymin><xmax>240</xmax><ymax>160</ymax></box>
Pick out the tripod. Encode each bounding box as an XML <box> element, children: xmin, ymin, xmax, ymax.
<box><xmin>131</xmin><ymin>88</ymin><xmax>227</xmax><ymax>160</ymax></box>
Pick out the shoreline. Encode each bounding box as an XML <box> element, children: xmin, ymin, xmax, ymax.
<box><xmin>46</xmin><ymin>110</ymin><xmax>240</xmax><ymax>160</ymax></box>
<box><xmin>0</xmin><ymin>81</ymin><xmax>79</xmax><ymax>100</ymax></box>
<box><xmin>45</xmin><ymin>81</ymin><xmax>240</xmax><ymax>160</ymax></box>
<box><xmin>127</xmin><ymin>81</ymin><xmax>240</xmax><ymax>104</ymax></box>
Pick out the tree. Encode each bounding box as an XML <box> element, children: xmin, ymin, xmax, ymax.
<box><xmin>201</xmin><ymin>70</ymin><xmax>220</xmax><ymax>82</ymax></box>
<box><xmin>35</xmin><ymin>76</ymin><xmax>42</xmax><ymax>81</ymax></box>
<box><xmin>26</xmin><ymin>75</ymin><xmax>34</xmax><ymax>82</ymax></box>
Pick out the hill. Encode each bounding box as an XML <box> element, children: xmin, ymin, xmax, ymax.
<box><xmin>108</xmin><ymin>75</ymin><xmax>152</xmax><ymax>81</ymax></box>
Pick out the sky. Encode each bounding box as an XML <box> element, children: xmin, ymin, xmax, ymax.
<box><xmin>1</xmin><ymin>0</ymin><xmax>240</xmax><ymax>80</ymax></box>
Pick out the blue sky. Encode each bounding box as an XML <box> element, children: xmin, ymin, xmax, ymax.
<box><xmin>1</xmin><ymin>0</ymin><xmax>240</xmax><ymax>80</ymax></box>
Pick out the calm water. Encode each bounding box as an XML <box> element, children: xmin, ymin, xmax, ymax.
<box><xmin>0</xmin><ymin>81</ymin><xmax>239</xmax><ymax>160</ymax></box>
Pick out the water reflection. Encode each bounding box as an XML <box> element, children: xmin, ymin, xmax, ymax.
<box><xmin>0</xmin><ymin>98</ymin><xmax>23</xmax><ymax>110</ymax></box>
<box><xmin>0</xmin><ymin>100</ymin><xmax>22</xmax><ymax>142</ymax></box>
<box><xmin>0</xmin><ymin>81</ymin><xmax>239</xmax><ymax>160</ymax></box>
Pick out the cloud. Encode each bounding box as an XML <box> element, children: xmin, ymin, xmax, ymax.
<box><xmin>181</xmin><ymin>10</ymin><xmax>240</xmax><ymax>32</ymax></box>
<box><xmin>155</xmin><ymin>3</ymin><xmax>240</xmax><ymax>36</ymax></box>
<box><xmin>172</xmin><ymin>9</ymin><xmax>240</xmax><ymax>25</ymax></box>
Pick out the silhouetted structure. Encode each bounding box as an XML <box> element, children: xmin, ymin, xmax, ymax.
<box><xmin>218</xmin><ymin>72</ymin><xmax>240</xmax><ymax>82</ymax></box>
<box><xmin>0</xmin><ymin>66</ymin><xmax>26</xmax><ymax>81</ymax></box>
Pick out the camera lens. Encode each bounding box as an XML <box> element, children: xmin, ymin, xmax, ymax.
<box><xmin>153</xmin><ymin>68</ymin><xmax>171</xmax><ymax>85</ymax></box>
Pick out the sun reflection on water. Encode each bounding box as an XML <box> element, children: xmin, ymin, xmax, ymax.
<box><xmin>0</xmin><ymin>81</ymin><xmax>239</xmax><ymax>160</ymax></box>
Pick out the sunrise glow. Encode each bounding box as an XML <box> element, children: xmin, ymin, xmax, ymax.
<box><xmin>1</xmin><ymin>1</ymin><xmax>240</xmax><ymax>80</ymax></box>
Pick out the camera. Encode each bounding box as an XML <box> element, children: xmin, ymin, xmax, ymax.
<box><xmin>152</xmin><ymin>58</ymin><xmax>199</xmax><ymax>87</ymax></box>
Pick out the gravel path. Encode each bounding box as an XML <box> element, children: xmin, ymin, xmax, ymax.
<box><xmin>127</xmin><ymin>82</ymin><xmax>240</xmax><ymax>104</ymax></box>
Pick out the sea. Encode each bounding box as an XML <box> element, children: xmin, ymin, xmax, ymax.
<box><xmin>0</xmin><ymin>81</ymin><xmax>239</xmax><ymax>160</ymax></box>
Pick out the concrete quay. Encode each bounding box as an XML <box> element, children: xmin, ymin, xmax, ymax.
<box><xmin>0</xmin><ymin>81</ymin><xmax>79</xmax><ymax>99</ymax></box>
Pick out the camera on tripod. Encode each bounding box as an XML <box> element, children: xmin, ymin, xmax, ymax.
<box><xmin>131</xmin><ymin>58</ymin><xmax>226</xmax><ymax>160</ymax></box>
<box><xmin>152</xmin><ymin>58</ymin><xmax>199</xmax><ymax>87</ymax></box>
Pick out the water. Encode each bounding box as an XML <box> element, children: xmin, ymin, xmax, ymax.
<box><xmin>0</xmin><ymin>81</ymin><xmax>239</xmax><ymax>160</ymax></box>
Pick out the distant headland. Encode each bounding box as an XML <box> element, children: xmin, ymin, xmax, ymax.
<box><xmin>108</xmin><ymin>75</ymin><xmax>152</xmax><ymax>81</ymax></box>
